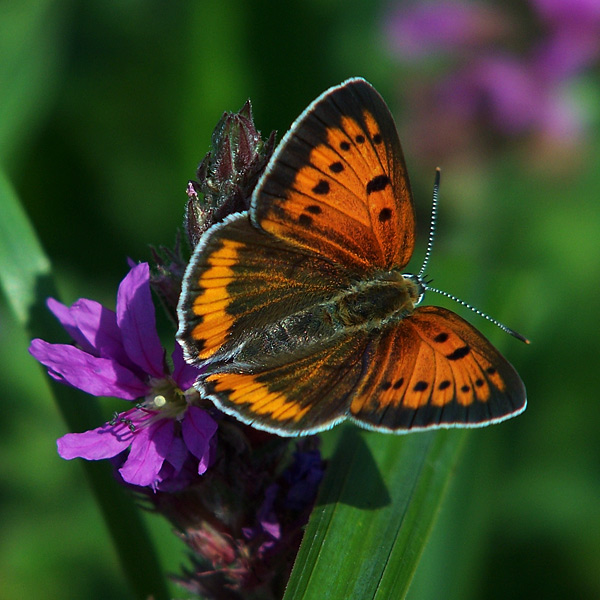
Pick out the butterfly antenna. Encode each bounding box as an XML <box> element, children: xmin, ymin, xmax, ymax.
<box><xmin>425</xmin><ymin>284</ymin><xmax>530</xmax><ymax>344</ymax></box>
<box><xmin>418</xmin><ymin>167</ymin><xmax>441</xmax><ymax>279</ymax></box>
<box><xmin>417</xmin><ymin>168</ymin><xmax>529</xmax><ymax>344</ymax></box>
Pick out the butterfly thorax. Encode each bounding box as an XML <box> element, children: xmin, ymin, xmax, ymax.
<box><xmin>332</xmin><ymin>270</ymin><xmax>422</xmax><ymax>329</ymax></box>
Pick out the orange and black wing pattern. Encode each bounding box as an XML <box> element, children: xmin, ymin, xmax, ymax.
<box><xmin>203</xmin><ymin>333</ymin><xmax>371</xmax><ymax>435</ymax></box>
<box><xmin>349</xmin><ymin>307</ymin><xmax>526</xmax><ymax>431</ymax></box>
<box><xmin>177</xmin><ymin>78</ymin><xmax>526</xmax><ymax>436</ymax></box>
<box><xmin>252</xmin><ymin>78</ymin><xmax>415</xmax><ymax>272</ymax></box>
<box><xmin>177</xmin><ymin>213</ymin><xmax>352</xmax><ymax>364</ymax></box>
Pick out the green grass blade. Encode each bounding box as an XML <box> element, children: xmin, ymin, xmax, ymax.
<box><xmin>0</xmin><ymin>170</ymin><xmax>52</xmax><ymax>324</ymax></box>
<box><xmin>0</xmin><ymin>171</ymin><xmax>170</xmax><ymax>600</ymax></box>
<box><xmin>285</xmin><ymin>426</ymin><xmax>467</xmax><ymax>599</ymax></box>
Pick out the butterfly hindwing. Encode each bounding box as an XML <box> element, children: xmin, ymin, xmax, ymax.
<box><xmin>203</xmin><ymin>333</ymin><xmax>370</xmax><ymax>435</ymax></box>
<box><xmin>349</xmin><ymin>306</ymin><xmax>527</xmax><ymax>431</ymax></box>
<box><xmin>251</xmin><ymin>77</ymin><xmax>415</xmax><ymax>272</ymax></box>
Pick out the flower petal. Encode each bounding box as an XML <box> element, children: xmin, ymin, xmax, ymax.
<box><xmin>181</xmin><ymin>406</ymin><xmax>218</xmax><ymax>475</ymax></box>
<box><xmin>69</xmin><ymin>298</ymin><xmax>133</xmax><ymax>366</ymax></box>
<box><xmin>57</xmin><ymin>419</ymin><xmax>135</xmax><ymax>460</ymax></box>
<box><xmin>165</xmin><ymin>435</ymin><xmax>188</xmax><ymax>472</ymax></box>
<box><xmin>119</xmin><ymin>419</ymin><xmax>175</xmax><ymax>487</ymax></box>
<box><xmin>47</xmin><ymin>298</ymin><xmax>96</xmax><ymax>354</ymax></box>
<box><xmin>116</xmin><ymin>263</ymin><xmax>165</xmax><ymax>378</ymax></box>
<box><xmin>29</xmin><ymin>339</ymin><xmax>147</xmax><ymax>399</ymax></box>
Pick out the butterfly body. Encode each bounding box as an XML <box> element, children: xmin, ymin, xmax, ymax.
<box><xmin>177</xmin><ymin>78</ymin><xmax>526</xmax><ymax>436</ymax></box>
<box><xmin>330</xmin><ymin>270</ymin><xmax>420</xmax><ymax>329</ymax></box>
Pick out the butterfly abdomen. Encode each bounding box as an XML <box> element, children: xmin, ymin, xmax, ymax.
<box><xmin>231</xmin><ymin>305</ymin><xmax>338</xmax><ymax>364</ymax></box>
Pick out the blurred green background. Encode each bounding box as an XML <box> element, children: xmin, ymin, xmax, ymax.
<box><xmin>1</xmin><ymin>1</ymin><xmax>599</xmax><ymax>598</ymax></box>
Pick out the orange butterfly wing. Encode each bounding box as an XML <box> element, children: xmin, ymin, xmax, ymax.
<box><xmin>203</xmin><ymin>334</ymin><xmax>371</xmax><ymax>435</ymax></box>
<box><xmin>177</xmin><ymin>213</ymin><xmax>353</xmax><ymax>363</ymax></box>
<box><xmin>349</xmin><ymin>307</ymin><xmax>526</xmax><ymax>430</ymax></box>
<box><xmin>251</xmin><ymin>78</ymin><xmax>415</xmax><ymax>272</ymax></box>
<box><xmin>178</xmin><ymin>78</ymin><xmax>526</xmax><ymax>436</ymax></box>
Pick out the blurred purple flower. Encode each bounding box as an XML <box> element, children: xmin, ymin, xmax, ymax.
<box><xmin>242</xmin><ymin>449</ymin><xmax>324</xmax><ymax>559</ymax></box>
<box><xmin>386</xmin><ymin>1</ymin><xmax>509</xmax><ymax>59</ymax></box>
<box><xmin>532</xmin><ymin>0</ymin><xmax>600</xmax><ymax>79</ymax></box>
<box><xmin>532</xmin><ymin>0</ymin><xmax>600</xmax><ymax>27</ymax></box>
<box><xmin>440</xmin><ymin>54</ymin><xmax>546</xmax><ymax>134</ymax></box>
<box><xmin>386</xmin><ymin>0</ymin><xmax>600</xmax><ymax>160</ymax></box>
<box><xmin>29</xmin><ymin>262</ymin><xmax>217</xmax><ymax>490</ymax></box>
<box><xmin>242</xmin><ymin>483</ymin><xmax>281</xmax><ymax>557</ymax></box>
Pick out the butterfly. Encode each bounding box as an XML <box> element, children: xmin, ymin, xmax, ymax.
<box><xmin>176</xmin><ymin>77</ymin><xmax>527</xmax><ymax>436</ymax></box>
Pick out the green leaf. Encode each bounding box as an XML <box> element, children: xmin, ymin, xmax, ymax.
<box><xmin>0</xmin><ymin>171</ymin><xmax>170</xmax><ymax>600</ymax></box>
<box><xmin>284</xmin><ymin>426</ymin><xmax>467</xmax><ymax>599</ymax></box>
<box><xmin>0</xmin><ymin>1</ymin><xmax>67</xmax><ymax>162</ymax></box>
<box><xmin>0</xmin><ymin>170</ymin><xmax>52</xmax><ymax>324</ymax></box>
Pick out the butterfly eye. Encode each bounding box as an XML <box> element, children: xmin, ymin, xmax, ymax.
<box><xmin>402</xmin><ymin>273</ymin><xmax>426</xmax><ymax>305</ymax></box>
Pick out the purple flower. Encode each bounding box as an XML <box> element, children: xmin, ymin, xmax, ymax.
<box><xmin>440</xmin><ymin>54</ymin><xmax>542</xmax><ymax>134</ymax></box>
<box><xmin>437</xmin><ymin>50</ymin><xmax>588</xmax><ymax>141</ymax></box>
<box><xmin>29</xmin><ymin>262</ymin><xmax>217</xmax><ymax>490</ymax></box>
<box><xmin>532</xmin><ymin>0</ymin><xmax>600</xmax><ymax>79</ymax></box>
<box><xmin>532</xmin><ymin>0</ymin><xmax>600</xmax><ymax>27</ymax></box>
<box><xmin>282</xmin><ymin>449</ymin><xmax>324</xmax><ymax>511</ymax></box>
<box><xmin>242</xmin><ymin>448</ymin><xmax>324</xmax><ymax>559</ymax></box>
<box><xmin>386</xmin><ymin>1</ymin><xmax>508</xmax><ymax>59</ymax></box>
<box><xmin>385</xmin><ymin>0</ymin><xmax>600</xmax><ymax>160</ymax></box>
<box><xmin>243</xmin><ymin>483</ymin><xmax>281</xmax><ymax>557</ymax></box>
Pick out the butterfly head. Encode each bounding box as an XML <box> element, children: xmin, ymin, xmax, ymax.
<box><xmin>402</xmin><ymin>272</ymin><xmax>427</xmax><ymax>306</ymax></box>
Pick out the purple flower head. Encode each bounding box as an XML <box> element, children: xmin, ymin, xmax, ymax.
<box><xmin>29</xmin><ymin>262</ymin><xmax>217</xmax><ymax>491</ymax></box>
<box><xmin>531</xmin><ymin>0</ymin><xmax>600</xmax><ymax>28</ymax></box>
<box><xmin>440</xmin><ymin>54</ymin><xmax>541</xmax><ymax>134</ymax></box>
<box><xmin>438</xmin><ymin>51</ymin><xmax>587</xmax><ymax>142</ymax></box>
<box><xmin>386</xmin><ymin>1</ymin><xmax>509</xmax><ymax>59</ymax></box>
<box><xmin>385</xmin><ymin>0</ymin><xmax>600</xmax><ymax>159</ymax></box>
<box><xmin>241</xmin><ymin>448</ymin><xmax>324</xmax><ymax>559</ymax></box>
<box><xmin>282</xmin><ymin>449</ymin><xmax>324</xmax><ymax>512</ymax></box>
<box><xmin>532</xmin><ymin>0</ymin><xmax>600</xmax><ymax>80</ymax></box>
<box><xmin>242</xmin><ymin>483</ymin><xmax>281</xmax><ymax>558</ymax></box>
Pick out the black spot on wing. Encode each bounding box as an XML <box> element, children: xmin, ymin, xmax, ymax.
<box><xmin>298</xmin><ymin>214</ymin><xmax>313</xmax><ymax>227</ymax></box>
<box><xmin>381</xmin><ymin>377</ymin><xmax>404</xmax><ymax>391</ymax></box>
<box><xmin>446</xmin><ymin>345</ymin><xmax>471</xmax><ymax>361</ymax></box>
<box><xmin>366</xmin><ymin>174</ymin><xmax>390</xmax><ymax>194</ymax></box>
<box><xmin>312</xmin><ymin>180</ymin><xmax>330</xmax><ymax>195</ymax></box>
<box><xmin>413</xmin><ymin>381</ymin><xmax>428</xmax><ymax>392</ymax></box>
<box><xmin>378</xmin><ymin>208</ymin><xmax>392</xmax><ymax>222</ymax></box>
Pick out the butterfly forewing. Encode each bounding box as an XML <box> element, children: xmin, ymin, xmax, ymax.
<box><xmin>252</xmin><ymin>78</ymin><xmax>415</xmax><ymax>272</ymax></box>
<box><xmin>177</xmin><ymin>213</ymin><xmax>353</xmax><ymax>363</ymax></box>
